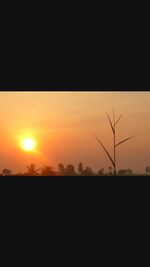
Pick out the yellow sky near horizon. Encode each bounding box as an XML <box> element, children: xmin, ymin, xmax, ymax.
<box><xmin>0</xmin><ymin>91</ymin><xmax>150</xmax><ymax>173</ymax></box>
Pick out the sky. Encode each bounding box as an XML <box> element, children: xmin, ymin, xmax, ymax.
<box><xmin>0</xmin><ymin>91</ymin><xmax>150</xmax><ymax>174</ymax></box>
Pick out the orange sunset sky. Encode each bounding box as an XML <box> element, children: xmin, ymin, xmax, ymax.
<box><xmin>0</xmin><ymin>91</ymin><xmax>150</xmax><ymax>173</ymax></box>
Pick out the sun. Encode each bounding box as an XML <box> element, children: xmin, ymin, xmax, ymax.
<box><xmin>20</xmin><ymin>137</ymin><xmax>37</xmax><ymax>152</ymax></box>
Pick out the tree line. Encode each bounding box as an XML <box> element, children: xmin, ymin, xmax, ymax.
<box><xmin>0</xmin><ymin>163</ymin><xmax>150</xmax><ymax>176</ymax></box>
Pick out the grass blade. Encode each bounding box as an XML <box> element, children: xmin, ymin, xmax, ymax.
<box><xmin>93</xmin><ymin>133</ymin><xmax>115</xmax><ymax>167</ymax></box>
<box><xmin>107</xmin><ymin>113</ymin><xmax>114</xmax><ymax>133</ymax></box>
<box><xmin>112</xmin><ymin>109</ymin><xmax>115</xmax><ymax>125</ymax></box>
<box><xmin>115</xmin><ymin>113</ymin><xmax>123</xmax><ymax>126</ymax></box>
<box><xmin>115</xmin><ymin>135</ymin><xmax>136</xmax><ymax>147</ymax></box>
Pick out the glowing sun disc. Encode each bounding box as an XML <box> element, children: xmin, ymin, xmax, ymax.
<box><xmin>21</xmin><ymin>138</ymin><xmax>36</xmax><ymax>152</ymax></box>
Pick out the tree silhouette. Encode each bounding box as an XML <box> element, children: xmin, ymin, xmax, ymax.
<box><xmin>58</xmin><ymin>163</ymin><xmax>65</xmax><ymax>176</ymax></box>
<box><xmin>118</xmin><ymin>168</ymin><xmax>133</xmax><ymax>176</ymax></box>
<box><xmin>26</xmin><ymin>164</ymin><xmax>40</xmax><ymax>176</ymax></box>
<box><xmin>83</xmin><ymin>166</ymin><xmax>94</xmax><ymax>176</ymax></box>
<box><xmin>98</xmin><ymin>168</ymin><xmax>104</xmax><ymax>176</ymax></box>
<box><xmin>78</xmin><ymin>162</ymin><xmax>83</xmax><ymax>175</ymax></box>
<box><xmin>41</xmin><ymin>165</ymin><xmax>56</xmax><ymax>176</ymax></box>
<box><xmin>118</xmin><ymin>169</ymin><xmax>127</xmax><ymax>176</ymax></box>
<box><xmin>65</xmin><ymin>164</ymin><xmax>76</xmax><ymax>176</ymax></box>
<box><xmin>108</xmin><ymin>166</ymin><xmax>113</xmax><ymax>175</ymax></box>
<box><xmin>126</xmin><ymin>169</ymin><xmax>133</xmax><ymax>175</ymax></box>
<box><xmin>2</xmin><ymin>168</ymin><xmax>12</xmax><ymax>176</ymax></box>
<box><xmin>145</xmin><ymin>166</ymin><xmax>150</xmax><ymax>175</ymax></box>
